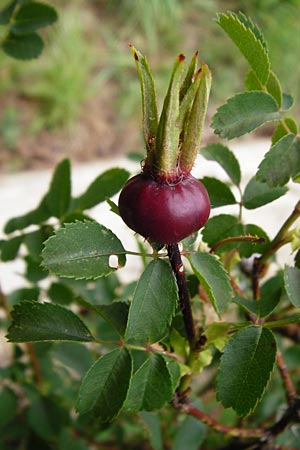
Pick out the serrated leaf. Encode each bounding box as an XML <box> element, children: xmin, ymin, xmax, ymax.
<box><xmin>216</xmin><ymin>12</ymin><xmax>269</xmax><ymax>84</ymax></box>
<box><xmin>10</xmin><ymin>1</ymin><xmax>58</xmax><ymax>34</ymax></box>
<box><xmin>24</xmin><ymin>227</ymin><xmax>52</xmax><ymax>260</ymax></box>
<box><xmin>2</xmin><ymin>31</ymin><xmax>43</xmax><ymax>59</ymax></box>
<box><xmin>235</xmin><ymin>274</ymin><xmax>283</xmax><ymax>318</ymax></box>
<box><xmin>131</xmin><ymin>47</ymin><xmax>158</xmax><ymax>153</ymax></box>
<box><xmin>173</xmin><ymin>413</ymin><xmax>206</xmax><ymax>450</ymax></box>
<box><xmin>201</xmin><ymin>143</ymin><xmax>241</xmax><ymax>186</ymax></box>
<box><xmin>201</xmin><ymin>177</ymin><xmax>236</xmax><ymax>208</ymax></box>
<box><xmin>73</xmin><ymin>168</ymin><xmax>129</xmax><ymax>211</ymax></box>
<box><xmin>125</xmin><ymin>353</ymin><xmax>172</xmax><ymax>412</ymax></box>
<box><xmin>42</xmin><ymin>221</ymin><xmax>126</xmax><ymax>279</ymax></box>
<box><xmin>0</xmin><ymin>0</ymin><xmax>17</xmax><ymax>25</ymax></box>
<box><xmin>93</xmin><ymin>302</ymin><xmax>129</xmax><ymax>337</ymax></box>
<box><xmin>284</xmin><ymin>265</ymin><xmax>300</xmax><ymax>308</ymax></box>
<box><xmin>216</xmin><ymin>325</ymin><xmax>277</xmax><ymax>416</ymax></box>
<box><xmin>282</xmin><ymin>93</ymin><xmax>294</xmax><ymax>111</ymax></box>
<box><xmin>243</xmin><ymin>176</ymin><xmax>287</xmax><ymax>209</ymax></box>
<box><xmin>125</xmin><ymin>259</ymin><xmax>178</xmax><ymax>344</ymax></box>
<box><xmin>0</xmin><ymin>235</ymin><xmax>23</xmax><ymax>261</ymax></box>
<box><xmin>76</xmin><ymin>348</ymin><xmax>132</xmax><ymax>422</ymax></box>
<box><xmin>7</xmin><ymin>301</ymin><xmax>95</xmax><ymax>342</ymax></box>
<box><xmin>45</xmin><ymin>159</ymin><xmax>71</xmax><ymax>218</ymax></box>
<box><xmin>272</xmin><ymin>118</ymin><xmax>298</xmax><ymax>145</ymax></box>
<box><xmin>202</xmin><ymin>214</ymin><xmax>243</xmax><ymax>252</ymax></box>
<box><xmin>4</xmin><ymin>196</ymin><xmax>51</xmax><ymax>233</ymax></box>
<box><xmin>212</xmin><ymin>91</ymin><xmax>281</xmax><ymax>139</ymax></box>
<box><xmin>257</xmin><ymin>134</ymin><xmax>300</xmax><ymax>187</ymax></box>
<box><xmin>189</xmin><ymin>252</ymin><xmax>232</xmax><ymax>314</ymax></box>
<box><xmin>245</xmin><ymin>70</ymin><xmax>282</xmax><ymax>108</ymax></box>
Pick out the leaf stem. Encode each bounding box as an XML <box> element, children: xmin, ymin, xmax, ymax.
<box><xmin>167</xmin><ymin>243</ymin><xmax>195</xmax><ymax>345</ymax></box>
<box><xmin>210</xmin><ymin>235</ymin><xmax>265</xmax><ymax>254</ymax></box>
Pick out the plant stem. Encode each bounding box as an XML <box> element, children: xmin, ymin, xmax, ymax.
<box><xmin>276</xmin><ymin>350</ymin><xmax>296</xmax><ymax>405</ymax></box>
<box><xmin>167</xmin><ymin>243</ymin><xmax>195</xmax><ymax>345</ymax></box>
<box><xmin>252</xmin><ymin>200</ymin><xmax>300</xmax><ymax>300</ymax></box>
<box><xmin>173</xmin><ymin>396</ymin><xmax>265</xmax><ymax>438</ymax></box>
<box><xmin>210</xmin><ymin>235</ymin><xmax>265</xmax><ymax>254</ymax></box>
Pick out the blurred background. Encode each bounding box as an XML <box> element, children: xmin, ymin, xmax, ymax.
<box><xmin>0</xmin><ymin>0</ymin><xmax>299</xmax><ymax>173</ymax></box>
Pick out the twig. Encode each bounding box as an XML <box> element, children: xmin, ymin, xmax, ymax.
<box><xmin>167</xmin><ymin>243</ymin><xmax>195</xmax><ymax>344</ymax></box>
<box><xmin>172</xmin><ymin>395</ymin><xmax>265</xmax><ymax>439</ymax></box>
<box><xmin>210</xmin><ymin>235</ymin><xmax>265</xmax><ymax>254</ymax></box>
<box><xmin>276</xmin><ymin>350</ymin><xmax>297</xmax><ymax>405</ymax></box>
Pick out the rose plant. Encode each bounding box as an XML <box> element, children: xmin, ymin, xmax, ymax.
<box><xmin>1</xmin><ymin>11</ymin><xmax>300</xmax><ymax>450</ymax></box>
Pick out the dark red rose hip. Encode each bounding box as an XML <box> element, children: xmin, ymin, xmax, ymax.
<box><xmin>118</xmin><ymin>173</ymin><xmax>210</xmax><ymax>244</ymax></box>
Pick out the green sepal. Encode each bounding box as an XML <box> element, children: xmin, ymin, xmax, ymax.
<box><xmin>179</xmin><ymin>51</ymin><xmax>198</xmax><ymax>101</ymax></box>
<box><xmin>130</xmin><ymin>46</ymin><xmax>158</xmax><ymax>154</ymax></box>
<box><xmin>179</xmin><ymin>63</ymin><xmax>212</xmax><ymax>173</ymax></box>
<box><xmin>155</xmin><ymin>54</ymin><xmax>185</xmax><ymax>176</ymax></box>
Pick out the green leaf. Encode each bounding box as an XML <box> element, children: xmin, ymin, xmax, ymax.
<box><xmin>125</xmin><ymin>259</ymin><xmax>178</xmax><ymax>344</ymax></box>
<box><xmin>46</xmin><ymin>159</ymin><xmax>71</xmax><ymax>218</ymax></box>
<box><xmin>73</xmin><ymin>168</ymin><xmax>129</xmax><ymax>211</ymax></box>
<box><xmin>216</xmin><ymin>12</ymin><xmax>270</xmax><ymax>84</ymax></box>
<box><xmin>189</xmin><ymin>252</ymin><xmax>232</xmax><ymax>314</ymax></box>
<box><xmin>243</xmin><ymin>176</ymin><xmax>287</xmax><ymax>209</ymax></box>
<box><xmin>272</xmin><ymin>118</ymin><xmax>298</xmax><ymax>145</ymax></box>
<box><xmin>173</xmin><ymin>413</ymin><xmax>206</xmax><ymax>450</ymax></box>
<box><xmin>245</xmin><ymin>70</ymin><xmax>282</xmax><ymax>108</ymax></box>
<box><xmin>257</xmin><ymin>134</ymin><xmax>300</xmax><ymax>187</ymax></box>
<box><xmin>131</xmin><ymin>47</ymin><xmax>158</xmax><ymax>153</ymax></box>
<box><xmin>295</xmin><ymin>249</ymin><xmax>300</xmax><ymax>269</ymax></box>
<box><xmin>76</xmin><ymin>348</ymin><xmax>132</xmax><ymax>422</ymax></box>
<box><xmin>4</xmin><ymin>196</ymin><xmax>51</xmax><ymax>234</ymax></box>
<box><xmin>2</xmin><ymin>31</ymin><xmax>43</xmax><ymax>59</ymax></box>
<box><xmin>24</xmin><ymin>227</ymin><xmax>53</xmax><ymax>260</ymax></box>
<box><xmin>201</xmin><ymin>143</ymin><xmax>241</xmax><ymax>186</ymax></box>
<box><xmin>284</xmin><ymin>266</ymin><xmax>300</xmax><ymax>308</ymax></box>
<box><xmin>202</xmin><ymin>214</ymin><xmax>243</xmax><ymax>252</ymax></box>
<box><xmin>11</xmin><ymin>1</ymin><xmax>58</xmax><ymax>34</ymax></box>
<box><xmin>48</xmin><ymin>282</ymin><xmax>74</xmax><ymax>305</ymax></box>
<box><xmin>0</xmin><ymin>387</ymin><xmax>17</xmax><ymax>428</ymax></box>
<box><xmin>25</xmin><ymin>254</ymin><xmax>48</xmax><ymax>283</ymax></box>
<box><xmin>125</xmin><ymin>353</ymin><xmax>173</xmax><ymax>412</ymax></box>
<box><xmin>42</xmin><ymin>221</ymin><xmax>126</xmax><ymax>280</ymax></box>
<box><xmin>93</xmin><ymin>302</ymin><xmax>129</xmax><ymax>337</ymax></box>
<box><xmin>212</xmin><ymin>91</ymin><xmax>281</xmax><ymax>139</ymax></box>
<box><xmin>282</xmin><ymin>93</ymin><xmax>294</xmax><ymax>111</ymax></box>
<box><xmin>201</xmin><ymin>177</ymin><xmax>236</xmax><ymax>208</ymax></box>
<box><xmin>235</xmin><ymin>274</ymin><xmax>283</xmax><ymax>318</ymax></box>
<box><xmin>140</xmin><ymin>412</ymin><xmax>163</xmax><ymax>450</ymax></box>
<box><xmin>216</xmin><ymin>325</ymin><xmax>277</xmax><ymax>416</ymax></box>
<box><xmin>28</xmin><ymin>395</ymin><xmax>68</xmax><ymax>440</ymax></box>
<box><xmin>7</xmin><ymin>301</ymin><xmax>95</xmax><ymax>342</ymax></box>
<box><xmin>51</xmin><ymin>342</ymin><xmax>93</xmax><ymax>377</ymax></box>
<box><xmin>238</xmin><ymin>224</ymin><xmax>270</xmax><ymax>258</ymax></box>
<box><xmin>0</xmin><ymin>235</ymin><xmax>23</xmax><ymax>261</ymax></box>
<box><xmin>0</xmin><ymin>0</ymin><xmax>17</xmax><ymax>25</ymax></box>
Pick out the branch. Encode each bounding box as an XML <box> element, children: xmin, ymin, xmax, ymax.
<box><xmin>276</xmin><ymin>350</ymin><xmax>297</xmax><ymax>405</ymax></box>
<box><xmin>167</xmin><ymin>243</ymin><xmax>195</xmax><ymax>344</ymax></box>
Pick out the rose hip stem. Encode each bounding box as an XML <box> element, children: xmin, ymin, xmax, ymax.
<box><xmin>167</xmin><ymin>243</ymin><xmax>195</xmax><ymax>345</ymax></box>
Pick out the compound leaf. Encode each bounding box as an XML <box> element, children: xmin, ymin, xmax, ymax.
<box><xmin>201</xmin><ymin>143</ymin><xmax>241</xmax><ymax>186</ymax></box>
<box><xmin>2</xmin><ymin>31</ymin><xmax>43</xmax><ymax>59</ymax></box>
<box><xmin>46</xmin><ymin>159</ymin><xmax>71</xmax><ymax>218</ymax></box>
<box><xmin>42</xmin><ymin>221</ymin><xmax>126</xmax><ymax>279</ymax></box>
<box><xmin>257</xmin><ymin>134</ymin><xmax>300</xmax><ymax>186</ymax></box>
<box><xmin>284</xmin><ymin>266</ymin><xmax>300</xmax><ymax>308</ymax></box>
<box><xmin>125</xmin><ymin>353</ymin><xmax>173</xmax><ymax>412</ymax></box>
<box><xmin>77</xmin><ymin>348</ymin><xmax>132</xmax><ymax>422</ymax></box>
<box><xmin>216</xmin><ymin>12</ymin><xmax>270</xmax><ymax>84</ymax></box>
<box><xmin>125</xmin><ymin>259</ymin><xmax>178</xmax><ymax>344</ymax></box>
<box><xmin>212</xmin><ymin>91</ymin><xmax>281</xmax><ymax>139</ymax></box>
<box><xmin>11</xmin><ymin>1</ymin><xmax>58</xmax><ymax>34</ymax></box>
<box><xmin>201</xmin><ymin>177</ymin><xmax>236</xmax><ymax>208</ymax></box>
<box><xmin>216</xmin><ymin>325</ymin><xmax>277</xmax><ymax>416</ymax></box>
<box><xmin>7</xmin><ymin>301</ymin><xmax>95</xmax><ymax>342</ymax></box>
<box><xmin>189</xmin><ymin>252</ymin><xmax>232</xmax><ymax>314</ymax></box>
<box><xmin>243</xmin><ymin>176</ymin><xmax>287</xmax><ymax>209</ymax></box>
